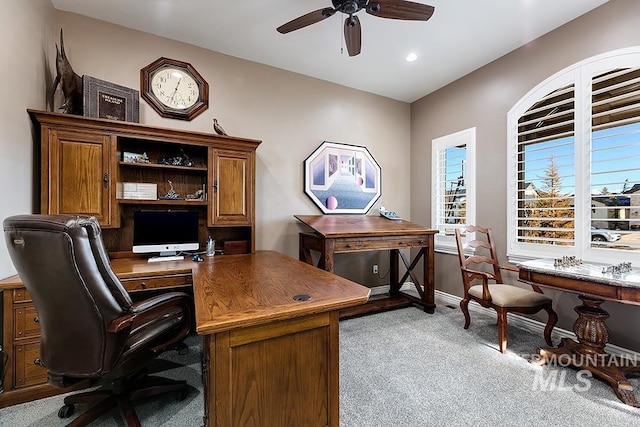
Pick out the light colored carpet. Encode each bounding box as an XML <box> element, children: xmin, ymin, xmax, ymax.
<box><xmin>2</xmin><ymin>304</ymin><xmax>640</xmax><ymax>426</ymax></box>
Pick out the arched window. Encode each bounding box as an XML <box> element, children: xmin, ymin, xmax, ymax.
<box><xmin>507</xmin><ymin>47</ymin><xmax>640</xmax><ymax>263</ymax></box>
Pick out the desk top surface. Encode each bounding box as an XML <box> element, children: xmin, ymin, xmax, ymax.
<box><xmin>294</xmin><ymin>214</ymin><xmax>436</xmax><ymax>238</ymax></box>
<box><xmin>192</xmin><ymin>251</ymin><xmax>370</xmax><ymax>334</ymax></box>
<box><xmin>1</xmin><ymin>251</ymin><xmax>370</xmax><ymax>334</ymax></box>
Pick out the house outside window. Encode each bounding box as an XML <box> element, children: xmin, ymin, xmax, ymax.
<box><xmin>432</xmin><ymin>127</ymin><xmax>476</xmax><ymax>253</ymax></box>
<box><xmin>507</xmin><ymin>47</ymin><xmax>640</xmax><ymax>264</ymax></box>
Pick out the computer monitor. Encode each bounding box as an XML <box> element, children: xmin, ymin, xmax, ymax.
<box><xmin>132</xmin><ymin>210</ymin><xmax>199</xmax><ymax>262</ymax></box>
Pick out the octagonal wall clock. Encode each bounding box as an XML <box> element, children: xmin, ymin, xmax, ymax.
<box><xmin>140</xmin><ymin>57</ymin><xmax>209</xmax><ymax>121</ymax></box>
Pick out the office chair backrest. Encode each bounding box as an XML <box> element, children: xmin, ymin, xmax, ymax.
<box><xmin>3</xmin><ymin>214</ymin><xmax>134</xmax><ymax>379</ymax></box>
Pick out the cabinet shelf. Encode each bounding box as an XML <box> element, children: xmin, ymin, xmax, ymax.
<box><xmin>119</xmin><ymin>161</ymin><xmax>207</xmax><ymax>173</ymax></box>
<box><xmin>118</xmin><ymin>199</ymin><xmax>208</xmax><ymax>206</ymax></box>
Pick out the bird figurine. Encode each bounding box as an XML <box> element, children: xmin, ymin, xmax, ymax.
<box><xmin>52</xmin><ymin>29</ymin><xmax>83</xmax><ymax>115</ymax></box>
<box><xmin>213</xmin><ymin>118</ymin><xmax>228</xmax><ymax>136</ymax></box>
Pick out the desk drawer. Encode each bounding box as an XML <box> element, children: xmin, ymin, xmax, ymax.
<box><xmin>334</xmin><ymin>236</ymin><xmax>430</xmax><ymax>253</ymax></box>
<box><xmin>14</xmin><ymin>303</ymin><xmax>41</xmax><ymax>340</ymax></box>
<box><xmin>120</xmin><ymin>274</ymin><xmax>192</xmax><ymax>292</ymax></box>
<box><xmin>13</xmin><ymin>341</ymin><xmax>48</xmax><ymax>388</ymax></box>
<box><xmin>13</xmin><ymin>288</ymin><xmax>32</xmax><ymax>303</ymax></box>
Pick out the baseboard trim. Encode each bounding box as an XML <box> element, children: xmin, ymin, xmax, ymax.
<box><xmin>368</xmin><ymin>283</ymin><xmax>640</xmax><ymax>360</ymax></box>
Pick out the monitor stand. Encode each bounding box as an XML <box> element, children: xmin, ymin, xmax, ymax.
<box><xmin>147</xmin><ymin>251</ymin><xmax>184</xmax><ymax>263</ymax></box>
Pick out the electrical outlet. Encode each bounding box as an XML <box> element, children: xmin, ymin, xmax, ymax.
<box><xmin>372</xmin><ymin>264</ymin><xmax>379</xmax><ymax>274</ymax></box>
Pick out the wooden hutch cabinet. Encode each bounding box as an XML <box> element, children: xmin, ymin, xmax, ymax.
<box><xmin>210</xmin><ymin>149</ymin><xmax>252</xmax><ymax>226</ymax></box>
<box><xmin>43</xmin><ymin>128</ymin><xmax>116</xmax><ymax>227</ymax></box>
<box><xmin>0</xmin><ymin>110</ymin><xmax>260</xmax><ymax>408</ymax></box>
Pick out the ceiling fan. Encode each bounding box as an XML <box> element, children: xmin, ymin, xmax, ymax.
<box><xmin>276</xmin><ymin>0</ymin><xmax>435</xmax><ymax>57</ymax></box>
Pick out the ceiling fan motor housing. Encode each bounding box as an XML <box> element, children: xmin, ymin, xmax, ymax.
<box><xmin>333</xmin><ymin>1</ymin><xmax>377</xmax><ymax>15</ymax></box>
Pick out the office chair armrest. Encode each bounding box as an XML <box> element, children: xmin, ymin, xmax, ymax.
<box><xmin>107</xmin><ymin>292</ymin><xmax>192</xmax><ymax>333</ymax></box>
<box><xmin>130</xmin><ymin>292</ymin><xmax>191</xmax><ymax>314</ymax></box>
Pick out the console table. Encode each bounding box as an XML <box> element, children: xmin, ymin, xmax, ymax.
<box><xmin>519</xmin><ymin>258</ymin><xmax>640</xmax><ymax>406</ymax></box>
<box><xmin>295</xmin><ymin>214</ymin><xmax>437</xmax><ymax>316</ymax></box>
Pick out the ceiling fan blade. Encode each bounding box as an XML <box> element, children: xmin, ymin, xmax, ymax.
<box><xmin>366</xmin><ymin>0</ymin><xmax>435</xmax><ymax>21</ymax></box>
<box><xmin>344</xmin><ymin>15</ymin><xmax>362</xmax><ymax>57</ymax></box>
<box><xmin>277</xmin><ymin>8</ymin><xmax>336</xmax><ymax>34</ymax></box>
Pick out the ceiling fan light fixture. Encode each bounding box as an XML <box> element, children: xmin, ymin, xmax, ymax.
<box><xmin>368</xmin><ymin>2</ymin><xmax>381</xmax><ymax>13</ymax></box>
<box><xmin>406</xmin><ymin>52</ymin><xmax>418</xmax><ymax>62</ymax></box>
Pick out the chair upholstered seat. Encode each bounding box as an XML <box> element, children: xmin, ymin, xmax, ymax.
<box><xmin>468</xmin><ymin>284</ymin><xmax>553</xmax><ymax>308</ymax></box>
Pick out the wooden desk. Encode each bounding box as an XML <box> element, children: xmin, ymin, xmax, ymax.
<box><xmin>1</xmin><ymin>252</ymin><xmax>370</xmax><ymax>426</ymax></box>
<box><xmin>191</xmin><ymin>251</ymin><xmax>369</xmax><ymax>426</ymax></box>
<box><xmin>519</xmin><ymin>258</ymin><xmax>640</xmax><ymax>407</ymax></box>
<box><xmin>295</xmin><ymin>214</ymin><xmax>437</xmax><ymax>316</ymax></box>
<box><xmin>0</xmin><ymin>257</ymin><xmax>195</xmax><ymax>408</ymax></box>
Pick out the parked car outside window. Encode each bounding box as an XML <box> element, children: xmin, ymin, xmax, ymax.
<box><xmin>590</xmin><ymin>226</ymin><xmax>621</xmax><ymax>242</ymax></box>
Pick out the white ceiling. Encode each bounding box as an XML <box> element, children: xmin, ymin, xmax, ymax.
<box><xmin>50</xmin><ymin>0</ymin><xmax>610</xmax><ymax>103</ymax></box>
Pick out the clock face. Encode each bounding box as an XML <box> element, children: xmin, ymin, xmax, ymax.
<box><xmin>140</xmin><ymin>57</ymin><xmax>209</xmax><ymax>121</ymax></box>
<box><xmin>150</xmin><ymin>67</ymin><xmax>200</xmax><ymax>110</ymax></box>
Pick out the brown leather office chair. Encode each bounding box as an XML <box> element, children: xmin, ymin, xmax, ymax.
<box><xmin>3</xmin><ymin>214</ymin><xmax>192</xmax><ymax>426</ymax></box>
<box><xmin>454</xmin><ymin>225</ymin><xmax>557</xmax><ymax>353</ymax></box>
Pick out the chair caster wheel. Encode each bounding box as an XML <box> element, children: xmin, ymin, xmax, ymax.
<box><xmin>58</xmin><ymin>403</ymin><xmax>75</xmax><ymax>418</ymax></box>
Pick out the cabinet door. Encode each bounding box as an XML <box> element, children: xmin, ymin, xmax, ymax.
<box><xmin>209</xmin><ymin>149</ymin><xmax>253</xmax><ymax>226</ymax></box>
<box><xmin>44</xmin><ymin>128</ymin><xmax>116</xmax><ymax>227</ymax></box>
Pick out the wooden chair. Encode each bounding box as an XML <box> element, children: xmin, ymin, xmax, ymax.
<box><xmin>454</xmin><ymin>225</ymin><xmax>557</xmax><ymax>353</ymax></box>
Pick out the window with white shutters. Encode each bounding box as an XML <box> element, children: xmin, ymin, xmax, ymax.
<box><xmin>507</xmin><ymin>48</ymin><xmax>640</xmax><ymax>263</ymax></box>
<box><xmin>432</xmin><ymin>128</ymin><xmax>476</xmax><ymax>253</ymax></box>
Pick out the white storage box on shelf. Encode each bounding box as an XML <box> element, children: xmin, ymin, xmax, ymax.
<box><xmin>116</xmin><ymin>182</ymin><xmax>158</xmax><ymax>200</ymax></box>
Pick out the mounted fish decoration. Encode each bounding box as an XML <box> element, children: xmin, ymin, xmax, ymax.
<box><xmin>52</xmin><ymin>29</ymin><xmax>83</xmax><ymax>115</ymax></box>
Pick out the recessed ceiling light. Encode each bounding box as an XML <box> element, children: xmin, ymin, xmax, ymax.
<box><xmin>406</xmin><ymin>52</ymin><xmax>418</xmax><ymax>62</ymax></box>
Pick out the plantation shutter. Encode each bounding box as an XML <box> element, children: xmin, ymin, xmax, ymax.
<box><xmin>515</xmin><ymin>85</ymin><xmax>576</xmax><ymax>245</ymax></box>
<box><xmin>591</xmin><ymin>68</ymin><xmax>640</xmax><ymax>248</ymax></box>
<box><xmin>434</xmin><ymin>145</ymin><xmax>467</xmax><ymax>234</ymax></box>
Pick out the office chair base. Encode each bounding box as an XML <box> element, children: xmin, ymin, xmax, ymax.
<box><xmin>60</xmin><ymin>376</ymin><xmax>188</xmax><ymax>427</ymax></box>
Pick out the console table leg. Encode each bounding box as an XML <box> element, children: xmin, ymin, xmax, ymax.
<box><xmin>535</xmin><ymin>296</ymin><xmax>640</xmax><ymax>407</ymax></box>
<box><xmin>573</xmin><ymin>295</ymin><xmax>610</xmax><ymax>350</ymax></box>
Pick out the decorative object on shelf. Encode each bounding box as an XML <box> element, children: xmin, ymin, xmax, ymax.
<box><xmin>213</xmin><ymin>118</ymin><xmax>227</xmax><ymax>135</ymax></box>
<box><xmin>186</xmin><ymin>188</ymin><xmax>205</xmax><ymax>201</ymax></box>
<box><xmin>303</xmin><ymin>141</ymin><xmax>381</xmax><ymax>214</ymax></box>
<box><xmin>158</xmin><ymin>180</ymin><xmax>183</xmax><ymax>200</ymax></box>
<box><xmin>140</xmin><ymin>57</ymin><xmax>208</xmax><ymax>121</ymax></box>
<box><xmin>52</xmin><ymin>29</ymin><xmax>83</xmax><ymax>115</ymax></box>
<box><xmin>116</xmin><ymin>182</ymin><xmax>157</xmax><ymax>200</ymax></box>
<box><xmin>158</xmin><ymin>149</ymin><xmax>195</xmax><ymax>167</ymax></box>
<box><xmin>122</xmin><ymin>151</ymin><xmax>150</xmax><ymax>163</ymax></box>
<box><xmin>83</xmin><ymin>76</ymin><xmax>140</xmax><ymax>122</ymax></box>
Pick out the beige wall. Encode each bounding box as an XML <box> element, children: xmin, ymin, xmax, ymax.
<box><xmin>0</xmin><ymin>7</ymin><xmax>411</xmax><ymax>287</ymax></box>
<box><xmin>0</xmin><ymin>0</ymin><xmax>54</xmax><ymax>278</ymax></box>
<box><xmin>4</xmin><ymin>0</ymin><xmax>640</xmax><ymax>351</ymax></box>
<box><xmin>411</xmin><ymin>0</ymin><xmax>640</xmax><ymax>351</ymax></box>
